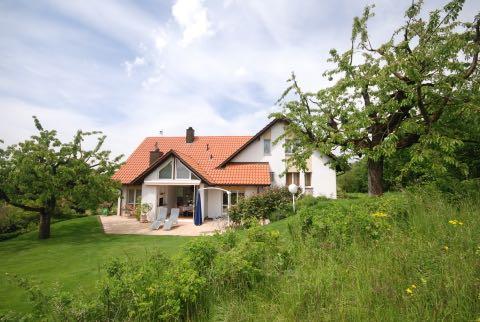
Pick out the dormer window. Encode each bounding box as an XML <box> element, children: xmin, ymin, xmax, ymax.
<box><xmin>263</xmin><ymin>139</ymin><xmax>271</xmax><ymax>155</ymax></box>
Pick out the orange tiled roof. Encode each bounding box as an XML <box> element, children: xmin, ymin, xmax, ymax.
<box><xmin>113</xmin><ymin>136</ymin><xmax>271</xmax><ymax>186</ymax></box>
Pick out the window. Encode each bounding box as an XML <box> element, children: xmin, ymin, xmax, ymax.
<box><xmin>285</xmin><ymin>139</ymin><xmax>293</xmax><ymax>154</ymax></box>
<box><xmin>263</xmin><ymin>139</ymin><xmax>271</xmax><ymax>155</ymax></box>
<box><xmin>270</xmin><ymin>172</ymin><xmax>275</xmax><ymax>185</ymax></box>
<box><xmin>135</xmin><ymin>188</ymin><xmax>142</xmax><ymax>203</ymax></box>
<box><xmin>175</xmin><ymin>160</ymin><xmax>190</xmax><ymax>179</ymax></box>
<box><xmin>127</xmin><ymin>188</ymin><xmax>135</xmax><ymax>205</ymax></box>
<box><xmin>127</xmin><ymin>188</ymin><xmax>141</xmax><ymax>205</ymax></box>
<box><xmin>159</xmin><ymin>161</ymin><xmax>173</xmax><ymax>179</ymax></box>
<box><xmin>191</xmin><ymin>172</ymin><xmax>200</xmax><ymax>180</ymax></box>
<box><xmin>305</xmin><ymin>172</ymin><xmax>312</xmax><ymax>187</ymax></box>
<box><xmin>223</xmin><ymin>191</ymin><xmax>245</xmax><ymax>212</ymax></box>
<box><xmin>285</xmin><ymin>139</ymin><xmax>300</xmax><ymax>155</ymax></box>
<box><xmin>286</xmin><ymin>172</ymin><xmax>300</xmax><ymax>185</ymax></box>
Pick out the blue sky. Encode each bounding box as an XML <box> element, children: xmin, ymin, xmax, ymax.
<box><xmin>0</xmin><ymin>0</ymin><xmax>478</xmax><ymax>158</ymax></box>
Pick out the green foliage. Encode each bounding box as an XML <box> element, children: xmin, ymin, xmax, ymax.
<box><xmin>2</xmin><ymin>184</ymin><xmax>480</xmax><ymax>321</ymax></box>
<box><xmin>298</xmin><ymin>193</ymin><xmax>408</xmax><ymax>246</ymax></box>
<box><xmin>273</xmin><ymin>0</ymin><xmax>480</xmax><ymax>195</ymax></box>
<box><xmin>0</xmin><ymin>116</ymin><xmax>122</xmax><ymax>238</ymax></box>
<box><xmin>8</xmin><ymin>226</ymin><xmax>287</xmax><ymax>321</ymax></box>
<box><xmin>134</xmin><ymin>202</ymin><xmax>153</xmax><ymax>221</ymax></box>
<box><xmin>337</xmin><ymin>159</ymin><xmax>368</xmax><ymax>193</ymax></box>
<box><xmin>228</xmin><ymin>187</ymin><xmax>293</xmax><ymax>225</ymax></box>
<box><xmin>0</xmin><ymin>204</ymin><xmax>38</xmax><ymax>241</ymax></box>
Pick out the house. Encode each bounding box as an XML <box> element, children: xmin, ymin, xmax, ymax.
<box><xmin>113</xmin><ymin>119</ymin><xmax>336</xmax><ymax>222</ymax></box>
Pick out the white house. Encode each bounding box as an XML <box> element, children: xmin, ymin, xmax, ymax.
<box><xmin>113</xmin><ymin>119</ymin><xmax>336</xmax><ymax>223</ymax></box>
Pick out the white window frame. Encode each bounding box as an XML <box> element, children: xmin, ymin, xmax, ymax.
<box><xmin>223</xmin><ymin>191</ymin><xmax>245</xmax><ymax>211</ymax></box>
<box><xmin>263</xmin><ymin>139</ymin><xmax>271</xmax><ymax>156</ymax></box>
<box><xmin>175</xmin><ymin>160</ymin><xmax>191</xmax><ymax>179</ymax></box>
<box><xmin>158</xmin><ymin>160</ymin><xmax>173</xmax><ymax>179</ymax></box>
<box><xmin>126</xmin><ymin>187</ymin><xmax>141</xmax><ymax>206</ymax></box>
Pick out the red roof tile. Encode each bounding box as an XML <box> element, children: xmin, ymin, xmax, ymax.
<box><xmin>113</xmin><ymin>136</ymin><xmax>271</xmax><ymax>186</ymax></box>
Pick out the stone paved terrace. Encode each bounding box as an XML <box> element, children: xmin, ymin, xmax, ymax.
<box><xmin>99</xmin><ymin>215</ymin><xmax>227</xmax><ymax>236</ymax></box>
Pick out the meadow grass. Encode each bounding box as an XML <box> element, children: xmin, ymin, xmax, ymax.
<box><xmin>0</xmin><ymin>216</ymin><xmax>192</xmax><ymax>313</ymax></box>
<box><xmin>211</xmin><ymin>190</ymin><xmax>480</xmax><ymax>321</ymax></box>
<box><xmin>1</xmin><ymin>189</ymin><xmax>479</xmax><ymax>321</ymax></box>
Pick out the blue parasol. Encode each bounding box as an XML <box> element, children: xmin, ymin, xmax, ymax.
<box><xmin>194</xmin><ymin>190</ymin><xmax>202</xmax><ymax>226</ymax></box>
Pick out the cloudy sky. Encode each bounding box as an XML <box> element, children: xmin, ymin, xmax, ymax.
<box><xmin>0</xmin><ymin>0</ymin><xmax>478</xmax><ymax>158</ymax></box>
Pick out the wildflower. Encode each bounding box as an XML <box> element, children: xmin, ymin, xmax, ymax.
<box><xmin>448</xmin><ymin>219</ymin><xmax>464</xmax><ymax>226</ymax></box>
<box><xmin>372</xmin><ymin>212</ymin><xmax>388</xmax><ymax>218</ymax></box>
<box><xmin>405</xmin><ymin>284</ymin><xmax>416</xmax><ymax>295</ymax></box>
<box><xmin>443</xmin><ymin>245</ymin><xmax>449</xmax><ymax>251</ymax></box>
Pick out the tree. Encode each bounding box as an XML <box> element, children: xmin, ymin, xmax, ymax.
<box><xmin>273</xmin><ymin>0</ymin><xmax>480</xmax><ymax>195</ymax></box>
<box><xmin>0</xmin><ymin>117</ymin><xmax>122</xmax><ymax>239</ymax></box>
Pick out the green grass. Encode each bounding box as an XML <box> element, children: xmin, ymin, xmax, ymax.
<box><xmin>0</xmin><ymin>216</ymin><xmax>192</xmax><ymax>314</ymax></box>
<box><xmin>214</xmin><ymin>191</ymin><xmax>480</xmax><ymax>321</ymax></box>
<box><xmin>2</xmin><ymin>188</ymin><xmax>480</xmax><ymax>321</ymax></box>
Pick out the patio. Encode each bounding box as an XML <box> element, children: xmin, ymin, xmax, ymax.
<box><xmin>99</xmin><ymin>215</ymin><xmax>227</xmax><ymax>236</ymax></box>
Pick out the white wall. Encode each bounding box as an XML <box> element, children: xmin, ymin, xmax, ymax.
<box><xmin>141</xmin><ymin>185</ymin><xmax>157</xmax><ymax>220</ymax></box>
<box><xmin>311</xmin><ymin>152</ymin><xmax>337</xmax><ymax>198</ymax></box>
<box><xmin>231</xmin><ymin>121</ymin><xmax>337</xmax><ymax>199</ymax></box>
<box><xmin>232</xmin><ymin>121</ymin><xmax>286</xmax><ymax>187</ymax></box>
<box><xmin>206</xmin><ymin>189</ymin><xmax>223</xmax><ymax>219</ymax></box>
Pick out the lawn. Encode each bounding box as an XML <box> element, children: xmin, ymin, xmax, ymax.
<box><xmin>0</xmin><ymin>216</ymin><xmax>193</xmax><ymax>313</ymax></box>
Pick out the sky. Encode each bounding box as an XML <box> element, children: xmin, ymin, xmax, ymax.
<box><xmin>0</xmin><ymin>0</ymin><xmax>478</xmax><ymax>159</ymax></box>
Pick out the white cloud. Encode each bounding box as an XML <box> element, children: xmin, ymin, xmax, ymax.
<box><xmin>172</xmin><ymin>0</ymin><xmax>213</xmax><ymax>46</ymax></box>
<box><xmin>2</xmin><ymin>0</ymin><xmax>479</xmax><ymax>160</ymax></box>
<box><xmin>124</xmin><ymin>57</ymin><xmax>146</xmax><ymax>77</ymax></box>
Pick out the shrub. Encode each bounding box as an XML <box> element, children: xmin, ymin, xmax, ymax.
<box><xmin>229</xmin><ymin>187</ymin><xmax>293</xmax><ymax>225</ymax></box>
<box><xmin>298</xmin><ymin>194</ymin><xmax>409</xmax><ymax>246</ymax></box>
<box><xmin>0</xmin><ymin>204</ymin><xmax>38</xmax><ymax>240</ymax></box>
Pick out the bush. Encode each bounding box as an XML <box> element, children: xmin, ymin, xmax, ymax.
<box><xmin>11</xmin><ymin>226</ymin><xmax>288</xmax><ymax>321</ymax></box>
<box><xmin>229</xmin><ymin>187</ymin><xmax>293</xmax><ymax>225</ymax></box>
<box><xmin>298</xmin><ymin>193</ymin><xmax>409</xmax><ymax>246</ymax></box>
<box><xmin>0</xmin><ymin>204</ymin><xmax>38</xmax><ymax>240</ymax></box>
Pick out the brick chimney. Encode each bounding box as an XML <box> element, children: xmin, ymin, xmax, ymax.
<box><xmin>186</xmin><ymin>126</ymin><xmax>195</xmax><ymax>143</ymax></box>
<box><xmin>149</xmin><ymin>143</ymin><xmax>163</xmax><ymax>165</ymax></box>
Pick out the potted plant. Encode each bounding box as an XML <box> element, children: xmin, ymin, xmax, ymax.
<box><xmin>135</xmin><ymin>202</ymin><xmax>152</xmax><ymax>223</ymax></box>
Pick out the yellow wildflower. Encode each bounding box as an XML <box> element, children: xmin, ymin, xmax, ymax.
<box><xmin>443</xmin><ymin>245</ymin><xmax>449</xmax><ymax>251</ymax></box>
<box><xmin>448</xmin><ymin>219</ymin><xmax>464</xmax><ymax>226</ymax></box>
<box><xmin>372</xmin><ymin>212</ymin><xmax>388</xmax><ymax>218</ymax></box>
<box><xmin>405</xmin><ymin>284</ymin><xmax>417</xmax><ymax>296</ymax></box>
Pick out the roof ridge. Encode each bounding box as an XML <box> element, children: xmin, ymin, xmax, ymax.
<box><xmin>144</xmin><ymin>135</ymin><xmax>253</xmax><ymax>139</ymax></box>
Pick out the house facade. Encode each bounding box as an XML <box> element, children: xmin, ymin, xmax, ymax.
<box><xmin>113</xmin><ymin>119</ymin><xmax>336</xmax><ymax>222</ymax></box>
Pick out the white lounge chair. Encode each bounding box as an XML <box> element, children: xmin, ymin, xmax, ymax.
<box><xmin>163</xmin><ymin>208</ymin><xmax>180</xmax><ymax>231</ymax></box>
<box><xmin>151</xmin><ymin>207</ymin><xmax>167</xmax><ymax>230</ymax></box>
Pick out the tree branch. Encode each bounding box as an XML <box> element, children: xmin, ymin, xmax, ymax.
<box><xmin>0</xmin><ymin>190</ymin><xmax>43</xmax><ymax>213</ymax></box>
<box><xmin>464</xmin><ymin>17</ymin><xmax>480</xmax><ymax>79</ymax></box>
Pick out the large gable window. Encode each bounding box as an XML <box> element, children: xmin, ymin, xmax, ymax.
<box><xmin>159</xmin><ymin>161</ymin><xmax>173</xmax><ymax>179</ymax></box>
<box><xmin>175</xmin><ymin>161</ymin><xmax>190</xmax><ymax>179</ymax></box>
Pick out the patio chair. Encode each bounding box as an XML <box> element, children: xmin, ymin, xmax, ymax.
<box><xmin>151</xmin><ymin>207</ymin><xmax>167</xmax><ymax>230</ymax></box>
<box><xmin>163</xmin><ymin>208</ymin><xmax>180</xmax><ymax>231</ymax></box>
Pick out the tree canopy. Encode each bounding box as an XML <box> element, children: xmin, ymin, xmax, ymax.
<box><xmin>0</xmin><ymin>117</ymin><xmax>122</xmax><ymax>239</ymax></box>
<box><xmin>273</xmin><ymin>0</ymin><xmax>480</xmax><ymax>195</ymax></box>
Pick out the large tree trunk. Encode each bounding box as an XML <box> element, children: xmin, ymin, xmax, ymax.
<box><xmin>367</xmin><ymin>157</ymin><xmax>384</xmax><ymax>196</ymax></box>
<box><xmin>39</xmin><ymin>212</ymin><xmax>51</xmax><ymax>239</ymax></box>
<box><xmin>39</xmin><ymin>198</ymin><xmax>55</xmax><ymax>239</ymax></box>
